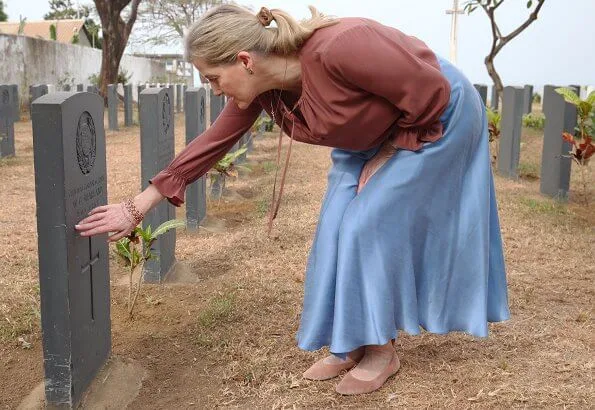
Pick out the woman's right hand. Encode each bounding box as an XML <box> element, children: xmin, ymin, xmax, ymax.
<box><xmin>75</xmin><ymin>185</ymin><xmax>165</xmax><ymax>242</ymax></box>
<box><xmin>75</xmin><ymin>203</ymin><xmax>137</xmax><ymax>242</ymax></box>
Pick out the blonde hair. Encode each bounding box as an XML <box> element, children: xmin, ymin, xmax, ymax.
<box><xmin>185</xmin><ymin>4</ymin><xmax>338</xmax><ymax>65</ymax></box>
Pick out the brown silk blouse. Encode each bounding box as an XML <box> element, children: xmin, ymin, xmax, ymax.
<box><xmin>150</xmin><ymin>17</ymin><xmax>451</xmax><ymax>206</ymax></box>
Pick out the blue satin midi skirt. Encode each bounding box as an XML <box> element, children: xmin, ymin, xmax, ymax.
<box><xmin>296</xmin><ymin>57</ymin><xmax>511</xmax><ymax>357</ymax></box>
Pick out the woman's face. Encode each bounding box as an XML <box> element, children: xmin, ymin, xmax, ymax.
<box><xmin>193</xmin><ymin>54</ymin><xmax>257</xmax><ymax>110</ymax></box>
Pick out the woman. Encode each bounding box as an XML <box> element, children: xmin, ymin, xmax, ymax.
<box><xmin>76</xmin><ymin>5</ymin><xmax>510</xmax><ymax>395</ymax></box>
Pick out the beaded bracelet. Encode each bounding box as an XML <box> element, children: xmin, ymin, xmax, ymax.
<box><xmin>122</xmin><ymin>198</ymin><xmax>144</xmax><ymax>226</ymax></box>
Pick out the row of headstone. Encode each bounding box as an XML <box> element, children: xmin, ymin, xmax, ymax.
<box><xmin>496</xmin><ymin>84</ymin><xmax>579</xmax><ymax>201</ymax></box>
<box><xmin>487</xmin><ymin>84</ymin><xmax>534</xmax><ymax>113</ymax></box>
<box><xmin>25</xmin><ymin>84</ymin><xmax>258</xmax><ymax>407</ymax></box>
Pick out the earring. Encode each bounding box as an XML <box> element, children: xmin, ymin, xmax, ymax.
<box><xmin>246</xmin><ymin>67</ymin><xmax>254</xmax><ymax>75</ymax></box>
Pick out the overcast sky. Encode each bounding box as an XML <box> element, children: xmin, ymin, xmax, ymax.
<box><xmin>5</xmin><ymin>0</ymin><xmax>593</xmax><ymax>91</ymax></box>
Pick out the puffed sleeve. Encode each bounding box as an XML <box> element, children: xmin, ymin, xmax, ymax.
<box><xmin>322</xmin><ymin>22</ymin><xmax>451</xmax><ymax>150</ymax></box>
<box><xmin>150</xmin><ymin>98</ymin><xmax>261</xmax><ymax>206</ymax></box>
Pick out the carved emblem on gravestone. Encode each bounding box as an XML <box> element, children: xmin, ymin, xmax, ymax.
<box><xmin>1</xmin><ymin>89</ymin><xmax>8</xmax><ymax>104</ymax></box>
<box><xmin>200</xmin><ymin>96</ymin><xmax>205</xmax><ymax>123</ymax></box>
<box><xmin>76</xmin><ymin>112</ymin><xmax>97</xmax><ymax>174</ymax></box>
<box><xmin>162</xmin><ymin>93</ymin><xmax>171</xmax><ymax>135</ymax></box>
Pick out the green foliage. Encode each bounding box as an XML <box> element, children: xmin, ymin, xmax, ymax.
<box><xmin>252</xmin><ymin>114</ymin><xmax>274</xmax><ymax>133</ymax></box>
<box><xmin>532</xmin><ymin>92</ymin><xmax>541</xmax><ymax>104</ymax></box>
<box><xmin>197</xmin><ymin>293</ymin><xmax>236</xmax><ymax>329</ymax></box>
<box><xmin>44</xmin><ymin>0</ymin><xmax>90</xmax><ymax>20</ymax></box>
<box><xmin>555</xmin><ymin>87</ymin><xmax>595</xmax><ymax>145</ymax></box>
<box><xmin>486</xmin><ymin>107</ymin><xmax>501</xmax><ymax>142</ymax></box>
<box><xmin>517</xmin><ymin>162</ymin><xmax>540</xmax><ymax>180</ymax></box>
<box><xmin>212</xmin><ymin>146</ymin><xmax>249</xmax><ymax>177</ymax></box>
<box><xmin>520</xmin><ymin>197</ymin><xmax>567</xmax><ymax>215</ymax></box>
<box><xmin>114</xmin><ymin>219</ymin><xmax>186</xmax><ymax>268</ymax></box>
<box><xmin>88</xmin><ymin>68</ymin><xmax>132</xmax><ymax>88</ymax></box>
<box><xmin>117</xmin><ymin>67</ymin><xmax>132</xmax><ymax>84</ymax></box>
<box><xmin>522</xmin><ymin>113</ymin><xmax>545</xmax><ymax>130</ymax></box>
<box><xmin>114</xmin><ymin>219</ymin><xmax>185</xmax><ymax>317</ymax></box>
<box><xmin>49</xmin><ymin>24</ymin><xmax>57</xmax><ymax>41</ymax></box>
<box><xmin>71</xmin><ymin>32</ymin><xmax>79</xmax><ymax>44</ymax></box>
<box><xmin>17</xmin><ymin>16</ymin><xmax>26</xmax><ymax>35</ymax></box>
<box><xmin>0</xmin><ymin>0</ymin><xmax>7</xmax><ymax>22</ymax></box>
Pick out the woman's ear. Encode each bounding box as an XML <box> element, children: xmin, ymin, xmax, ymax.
<box><xmin>236</xmin><ymin>51</ymin><xmax>253</xmax><ymax>71</ymax></box>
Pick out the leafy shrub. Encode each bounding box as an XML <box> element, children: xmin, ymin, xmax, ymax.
<box><xmin>522</xmin><ymin>113</ymin><xmax>545</xmax><ymax>130</ymax></box>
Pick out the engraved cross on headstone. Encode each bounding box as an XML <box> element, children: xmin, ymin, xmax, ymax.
<box><xmin>81</xmin><ymin>238</ymin><xmax>99</xmax><ymax>320</ymax></box>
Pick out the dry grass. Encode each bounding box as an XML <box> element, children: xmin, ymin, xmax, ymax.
<box><xmin>0</xmin><ymin>113</ymin><xmax>593</xmax><ymax>408</ymax></box>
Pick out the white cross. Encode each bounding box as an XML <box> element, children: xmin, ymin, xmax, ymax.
<box><xmin>446</xmin><ymin>0</ymin><xmax>465</xmax><ymax>65</ymax></box>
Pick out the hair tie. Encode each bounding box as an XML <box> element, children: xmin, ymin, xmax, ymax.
<box><xmin>257</xmin><ymin>7</ymin><xmax>274</xmax><ymax>27</ymax></box>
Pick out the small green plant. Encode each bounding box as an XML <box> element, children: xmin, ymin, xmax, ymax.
<box><xmin>555</xmin><ymin>87</ymin><xmax>595</xmax><ymax>205</ymax></box>
<box><xmin>532</xmin><ymin>92</ymin><xmax>542</xmax><ymax>104</ymax></box>
<box><xmin>209</xmin><ymin>146</ymin><xmax>250</xmax><ymax>200</ymax></box>
<box><xmin>487</xmin><ymin>107</ymin><xmax>501</xmax><ymax>164</ymax></box>
<box><xmin>71</xmin><ymin>32</ymin><xmax>79</xmax><ymax>44</ymax></box>
<box><xmin>114</xmin><ymin>219</ymin><xmax>185</xmax><ymax>318</ymax></box>
<box><xmin>197</xmin><ymin>293</ymin><xmax>235</xmax><ymax>329</ymax></box>
<box><xmin>49</xmin><ymin>24</ymin><xmax>57</xmax><ymax>41</ymax></box>
<box><xmin>518</xmin><ymin>162</ymin><xmax>540</xmax><ymax>180</ymax></box>
<box><xmin>522</xmin><ymin>113</ymin><xmax>545</xmax><ymax>130</ymax></box>
<box><xmin>88</xmin><ymin>68</ymin><xmax>133</xmax><ymax>89</ymax></box>
<box><xmin>252</xmin><ymin>115</ymin><xmax>274</xmax><ymax>133</ymax></box>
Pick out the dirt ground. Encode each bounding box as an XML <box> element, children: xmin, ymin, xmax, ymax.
<box><xmin>0</xmin><ymin>110</ymin><xmax>593</xmax><ymax>409</ymax></box>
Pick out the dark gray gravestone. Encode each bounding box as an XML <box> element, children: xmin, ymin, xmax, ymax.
<box><xmin>124</xmin><ymin>84</ymin><xmax>133</xmax><ymax>127</ymax></box>
<box><xmin>137</xmin><ymin>84</ymin><xmax>146</xmax><ymax>101</ymax></box>
<box><xmin>184</xmin><ymin>87</ymin><xmax>207</xmax><ymax>231</ymax></box>
<box><xmin>569</xmin><ymin>84</ymin><xmax>581</xmax><ymax>98</ymax></box>
<box><xmin>209</xmin><ymin>89</ymin><xmax>224</xmax><ymax>125</ymax></box>
<box><xmin>168</xmin><ymin>84</ymin><xmax>175</xmax><ymax>110</ymax></box>
<box><xmin>539</xmin><ymin>85</ymin><xmax>577</xmax><ymax>200</ymax></box>
<box><xmin>490</xmin><ymin>85</ymin><xmax>499</xmax><ymax>110</ymax></box>
<box><xmin>0</xmin><ymin>86</ymin><xmax>15</xmax><ymax>158</ymax></box>
<box><xmin>86</xmin><ymin>85</ymin><xmax>99</xmax><ymax>94</ymax></box>
<box><xmin>176</xmin><ymin>84</ymin><xmax>183</xmax><ymax>113</ymax></box>
<box><xmin>522</xmin><ymin>84</ymin><xmax>533</xmax><ymax>115</ymax></box>
<box><xmin>473</xmin><ymin>84</ymin><xmax>488</xmax><ymax>106</ymax></box>
<box><xmin>107</xmin><ymin>84</ymin><xmax>118</xmax><ymax>130</ymax></box>
<box><xmin>10</xmin><ymin>84</ymin><xmax>19</xmax><ymax>122</ymax></box>
<box><xmin>29</xmin><ymin>84</ymin><xmax>48</xmax><ymax>114</ymax></box>
<box><xmin>498</xmin><ymin>86</ymin><xmax>524</xmax><ymax>179</ymax></box>
<box><xmin>76</xmin><ymin>84</ymin><xmax>84</xmax><ymax>92</ymax></box>
<box><xmin>139</xmin><ymin>88</ymin><xmax>176</xmax><ymax>282</ymax></box>
<box><xmin>31</xmin><ymin>92</ymin><xmax>111</xmax><ymax>408</ymax></box>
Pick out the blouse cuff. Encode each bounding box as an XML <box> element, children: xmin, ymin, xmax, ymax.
<box><xmin>391</xmin><ymin>120</ymin><xmax>444</xmax><ymax>151</ymax></box>
<box><xmin>149</xmin><ymin>168</ymin><xmax>187</xmax><ymax>207</ymax></box>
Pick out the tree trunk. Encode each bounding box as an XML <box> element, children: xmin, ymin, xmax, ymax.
<box><xmin>94</xmin><ymin>0</ymin><xmax>141</xmax><ymax>100</ymax></box>
<box><xmin>485</xmin><ymin>55</ymin><xmax>504</xmax><ymax>106</ymax></box>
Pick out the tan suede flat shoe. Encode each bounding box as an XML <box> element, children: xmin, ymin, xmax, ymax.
<box><xmin>303</xmin><ymin>348</ymin><xmax>365</xmax><ymax>381</ymax></box>
<box><xmin>335</xmin><ymin>351</ymin><xmax>400</xmax><ymax>395</ymax></box>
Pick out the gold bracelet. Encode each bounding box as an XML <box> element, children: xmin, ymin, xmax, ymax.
<box><xmin>123</xmin><ymin>198</ymin><xmax>144</xmax><ymax>226</ymax></box>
